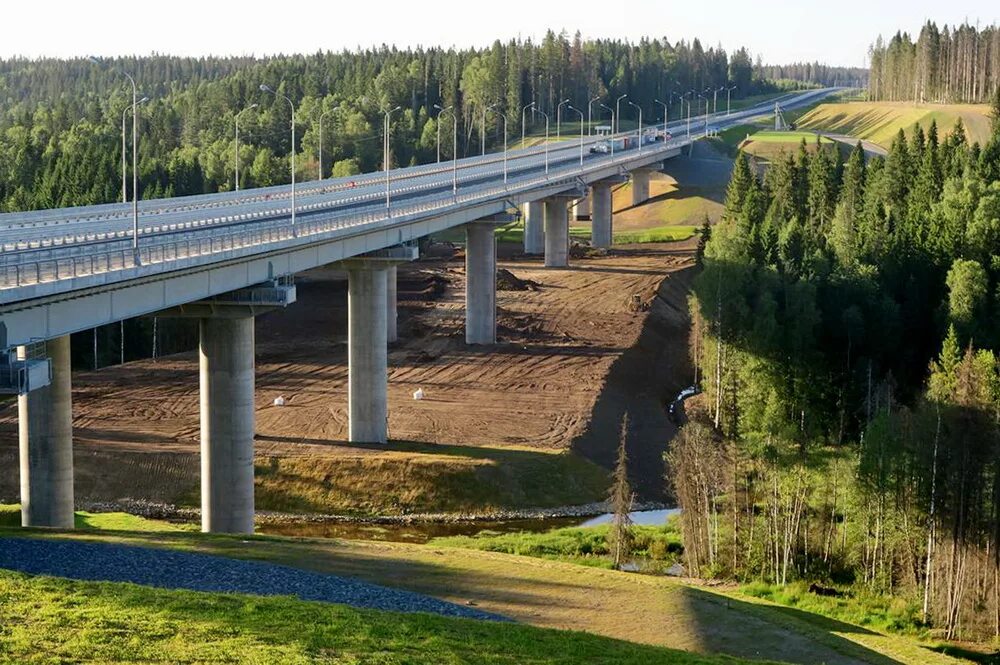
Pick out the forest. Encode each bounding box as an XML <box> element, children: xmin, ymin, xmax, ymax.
<box><xmin>868</xmin><ymin>21</ymin><xmax>1000</xmax><ymax>103</ymax></box>
<box><xmin>0</xmin><ymin>32</ymin><xmax>786</xmax><ymax>214</ymax></box>
<box><xmin>672</xmin><ymin>88</ymin><xmax>1000</xmax><ymax>641</ymax></box>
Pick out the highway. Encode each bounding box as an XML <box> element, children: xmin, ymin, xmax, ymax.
<box><xmin>0</xmin><ymin>87</ymin><xmax>837</xmax><ymax>301</ymax></box>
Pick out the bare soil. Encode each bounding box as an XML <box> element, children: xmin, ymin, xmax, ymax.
<box><xmin>0</xmin><ymin>239</ymin><xmax>697</xmax><ymax>514</ymax></box>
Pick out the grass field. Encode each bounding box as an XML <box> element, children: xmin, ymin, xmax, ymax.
<box><xmin>795</xmin><ymin>101</ymin><xmax>993</xmax><ymax>147</ymax></box>
<box><xmin>253</xmin><ymin>443</ymin><xmax>612</xmax><ymax>516</ymax></box>
<box><xmin>0</xmin><ymin>503</ymin><xmax>190</xmax><ymax>531</ymax></box>
<box><xmin>735</xmin><ymin>130</ymin><xmax>838</xmax><ymax>161</ymax></box>
<box><xmin>431</xmin><ymin>521</ymin><xmax>683</xmax><ymax>570</ymax></box>
<box><xmin>0</xmin><ymin>568</ymin><xmax>744</xmax><ymax>664</ymax></box>
<box><xmin>1</xmin><ymin>526</ymin><xmax>974</xmax><ymax>664</ymax></box>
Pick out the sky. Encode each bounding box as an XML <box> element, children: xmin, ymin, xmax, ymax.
<box><xmin>2</xmin><ymin>0</ymin><xmax>997</xmax><ymax>67</ymax></box>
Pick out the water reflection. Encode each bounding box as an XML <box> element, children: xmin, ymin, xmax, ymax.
<box><xmin>259</xmin><ymin>508</ymin><xmax>679</xmax><ymax>543</ymax></box>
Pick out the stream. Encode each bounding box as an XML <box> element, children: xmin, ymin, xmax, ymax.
<box><xmin>259</xmin><ymin>508</ymin><xmax>680</xmax><ymax>544</ymax></box>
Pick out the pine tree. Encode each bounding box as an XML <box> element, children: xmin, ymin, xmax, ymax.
<box><xmin>608</xmin><ymin>415</ymin><xmax>635</xmax><ymax>571</ymax></box>
<box><xmin>696</xmin><ymin>215</ymin><xmax>712</xmax><ymax>266</ymax></box>
<box><xmin>724</xmin><ymin>151</ymin><xmax>753</xmax><ymax>221</ymax></box>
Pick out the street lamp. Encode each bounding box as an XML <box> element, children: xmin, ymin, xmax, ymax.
<box><xmin>615</xmin><ymin>94</ymin><xmax>628</xmax><ymax>135</ymax></box>
<box><xmin>382</xmin><ymin>105</ymin><xmax>402</xmax><ymax>210</ymax></box>
<box><xmin>536</xmin><ymin>108</ymin><xmax>551</xmax><ymax>173</ymax></box>
<box><xmin>627</xmin><ymin>100</ymin><xmax>642</xmax><ymax>154</ymax></box>
<box><xmin>725</xmin><ymin>85</ymin><xmax>737</xmax><ymax>116</ymax></box>
<box><xmin>259</xmin><ymin>84</ymin><xmax>297</xmax><ymax>231</ymax></box>
<box><xmin>90</xmin><ymin>56</ymin><xmax>142</xmax><ymax>259</ymax></box>
<box><xmin>598</xmin><ymin>103</ymin><xmax>615</xmax><ymax>156</ymax></box>
<box><xmin>566</xmin><ymin>105</ymin><xmax>585</xmax><ymax>167</ymax></box>
<box><xmin>521</xmin><ymin>102</ymin><xmax>536</xmax><ymax>147</ymax></box>
<box><xmin>481</xmin><ymin>105</ymin><xmax>489</xmax><ymax>156</ymax></box>
<box><xmin>685</xmin><ymin>91</ymin><xmax>696</xmax><ymax>138</ymax></box>
<box><xmin>121</xmin><ymin>97</ymin><xmax>148</xmax><ymax>203</ymax></box>
<box><xmin>556</xmin><ymin>99</ymin><xmax>570</xmax><ymax>141</ymax></box>
<box><xmin>235</xmin><ymin>103</ymin><xmax>257</xmax><ymax>191</ymax></box>
<box><xmin>587</xmin><ymin>95</ymin><xmax>600</xmax><ymax>136</ymax></box>
<box><xmin>654</xmin><ymin>98</ymin><xmax>668</xmax><ymax>134</ymax></box>
<box><xmin>714</xmin><ymin>86</ymin><xmax>726</xmax><ymax>115</ymax></box>
<box><xmin>434</xmin><ymin>104</ymin><xmax>452</xmax><ymax>163</ymax></box>
<box><xmin>487</xmin><ymin>104</ymin><xmax>509</xmax><ymax>184</ymax></box>
<box><xmin>317</xmin><ymin>105</ymin><xmax>340</xmax><ymax>181</ymax></box>
<box><xmin>434</xmin><ymin>104</ymin><xmax>458</xmax><ymax>196</ymax></box>
<box><xmin>697</xmin><ymin>93</ymin><xmax>709</xmax><ymax>136</ymax></box>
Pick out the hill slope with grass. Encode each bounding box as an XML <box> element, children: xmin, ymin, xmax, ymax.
<box><xmin>795</xmin><ymin>101</ymin><xmax>992</xmax><ymax>147</ymax></box>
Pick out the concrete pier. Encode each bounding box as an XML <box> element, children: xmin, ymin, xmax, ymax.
<box><xmin>199</xmin><ymin>315</ymin><xmax>256</xmax><ymax>534</ymax></box>
<box><xmin>348</xmin><ymin>266</ymin><xmax>389</xmax><ymax>443</ymax></box>
<box><xmin>631</xmin><ymin>169</ymin><xmax>652</xmax><ymax>207</ymax></box>
<box><xmin>18</xmin><ymin>336</ymin><xmax>74</xmax><ymax>528</ymax></box>
<box><xmin>386</xmin><ymin>265</ymin><xmax>398</xmax><ymax>344</ymax></box>
<box><xmin>571</xmin><ymin>194</ymin><xmax>591</xmax><ymax>220</ymax></box>
<box><xmin>523</xmin><ymin>201</ymin><xmax>545</xmax><ymax>254</ymax></box>
<box><xmin>544</xmin><ymin>198</ymin><xmax>570</xmax><ymax>268</ymax></box>
<box><xmin>465</xmin><ymin>222</ymin><xmax>498</xmax><ymax>345</ymax></box>
<box><xmin>591</xmin><ymin>183</ymin><xmax>613</xmax><ymax>249</ymax></box>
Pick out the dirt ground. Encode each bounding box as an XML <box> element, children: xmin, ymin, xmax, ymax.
<box><xmin>0</xmin><ymin>237</ymin><xmax>697</xmax><ymax>512</ymax></box>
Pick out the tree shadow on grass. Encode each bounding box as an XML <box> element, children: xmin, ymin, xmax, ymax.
<box><xmin>676</xmin><ymin>585</ymin><xmax>903</xmax><ymax>665</ymax></box>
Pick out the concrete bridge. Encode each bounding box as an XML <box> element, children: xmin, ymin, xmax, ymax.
<box><xmin>0</xmin><ymin>88</ymin><xmax>837</xmax><ymax>533</ymax></box>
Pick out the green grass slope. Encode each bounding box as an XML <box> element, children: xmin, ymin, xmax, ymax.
<box><xmin>0</xmin><ymin>569</ymin><xmax>755</xmax><ymax>664</ymax></box>
<box><xmin>796</xmin><ymin>101</ymin><xmax>992</xmax><ymax>147</ymax></box>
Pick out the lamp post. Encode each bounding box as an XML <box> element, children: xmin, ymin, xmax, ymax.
<box><xmin>566</xmin><ymin>105</ymin><xmax>585</xmax><ymax>167</ymax></box>
<box><xmin>234</xmin><ymin>103</ymin><xmax>257</xmax><ymax>191</ymax></box>
<box><xmin>434</xmin><ymin>104</ymin><xmax>453</xmax><ymax>163</ymax></box>
<box><xmin>536</xmin><ymin>109</ymin><xmax>550</xmax><ymax>173</ymax></box>
<box><xmin>686</xmin><ymin>91</ymin><xmax>696</xmax><ymax>138</ymax></box>
<box><xmin>599</xmin><ymin>103</ymin><xmax>615</xmax><ymax>156</ymax></box>
<box><xmin>714</xmin><ymin>86</ymin><xmax>725</xmax><ymax>115</ymax></box>
<box><xmin>434</xmin><ymin>104</ymin><xmax>458</xmax><ymax>196</ymax></box>
<box><xmin>615</xmin><ymin>93</ymin><xmax>628</xmax><ymax>134</ymax></box>
<box><xmin>91</xmin><ymin>57</ymin><xmax>142</xmax><ymax>258</ymax></box>
<box><xmin>726</xmin><ymin>85</ymin><xmax>737</xmax><ymax>116</ymax></box>
<box><xmin>587</xmin><ymin>95</ymin><xmax>600</xmax><ymax>136</ymax></box>
<box><xmin>654</xmin><ymin>98</ymin><xmax>668</xmax><ymax>134</ymax></box>
<box><xmin>317</xmin><ymin>106</ymin><xmax>339</xmax><ymax>181</ymax></box>
<box><xmin>697</xmin><ymin>93</ymin><xmax>709</xmax><ymax>136</ymax></box>
<box><xmin>521</xmin><ymin>101</ymin><xmax>536</xmax><ymax>147</ymax></box>
<box><xmin>382</xmin><ymin>105</ymin><xmax>402</xmax><ymax>210</ymax></box>
<box><xmin>556</xmin><ymin>98</ymin><xmax>570</xmax><ymax>141</ymax></box>
<box><xmin>627</xmin><ymin>100</ymin><xmax>642</xmax><ymax>154</ymax></box>
<box><xmin>487</xmin><ymin>105</ymin><xmax>509</xmax><ymax>184</ymax></box>
<box><xmin>481</xmin><ymin>105</ymin><xmax>488</xmax><ymax>156</ymax></box>
<box><xmin>259</xmin><ymin>84</ymin><xmax>297</xmax><ymax>231</ymax></box>
<box><xmin>121</xmin><ymin>97</ymin><xmax>148</xmax><ymax>203</ymax></box>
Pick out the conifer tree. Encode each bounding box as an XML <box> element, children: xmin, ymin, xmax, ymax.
<box><xmin>608</xmin><ymin>415</ymin><xmax>635</xmax><ymax>571</ymax></box>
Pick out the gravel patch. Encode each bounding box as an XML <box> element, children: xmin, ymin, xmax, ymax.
<box><xmin>0</xmin><ymin>537</ymin><xmax>505</xmax><ymax>621</ymax></box>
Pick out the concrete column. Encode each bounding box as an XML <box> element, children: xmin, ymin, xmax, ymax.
<box><xmin>465</xmin><ymin>223</ymin><xmax>497</xmax><ymax>345</ymax></box>
<box><xmin>631</xmin><ymin>169</ymin><xmax>651</xmax><ymax>207</ymax></box>
<box><xmin>199</xmin><ymin>315</ymin><xmax>256</xmax><ymax>534</ymax></box>
<box><xmin>591</xmin><ymin>183</ymin><xmax>613</xmax><ymax>249</ymax></box>
<box><xmin>348</xmin><ymin>266</ymin><xmax>388</xmax><ymax>443</ymax></box>
<box><xmin>544</xmin><ymin>198</ymin><xmax>569</xmax><ymax>268</ymax></box>
<box><xmin>18</xmin><ymin>335</ymin><xmax>74</xmax><ymax>528</ymax></box>
<box><xmin>386</xmin><ymin>265</ymin><xmax>398</xmax><ymax>344</ymax></box>
<box><xmin>523</xmin><ymin>201</ymin><xmax>545</xmax><ymax>254</ymax></box>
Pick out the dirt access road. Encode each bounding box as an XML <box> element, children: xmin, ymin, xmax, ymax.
<box><xmin>0</xmin><ymin>240</ymin><xmax>697</xmax><ymax>517</ymax></box>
